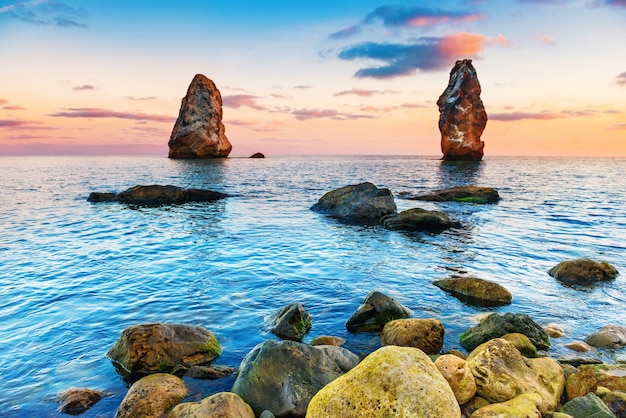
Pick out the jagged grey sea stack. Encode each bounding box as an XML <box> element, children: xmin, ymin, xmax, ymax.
<box><xmin>437</xmin><ymin>59</ymin><xmax>487</xmax><ymax>161</ymax></box>
<box><xmin>168</xmin><ymin>74</ymin><xmax>232</xmax><ymax>158</ymax></box>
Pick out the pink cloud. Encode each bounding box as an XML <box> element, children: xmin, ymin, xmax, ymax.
<box><xmin>0</xmin><ymin>119</ymin><xmax>45</xmax><ymax>128</ymax></box>
<box><xmin>334</xmin><ymin>89</ymin><xmax>397</xmax><ymax>97</ymax></box>
<box><xmin>608</xmin><ymin>123</ymin><xmax>626</xmax><ymax>130</ymax></box>
<box><xmin>73</xmin><ymin>84</ymin><xmax>95</xmax><ymax>91</ymax></box>
<box><xmin>48</xmin><ymin>108</ymin><xmax>175</xmax><ymax>122</ymax></box>
<box><xmin>125</xmin><ymin>96</ymin><xmax>157</xmax><ymax>101</ymax></box>
<box><xmin>222</xmin><ymin>95</ymin><xmax>266</xmax><ymax>110</ymax></box>
<box><xmin>616</xmin><ymin>72</ymin><xmax>626</xmax><ymax>86</ymax></box>
<box><xmin>489</xmin><ymin>111</ymin><xmax>563</xmax><ymax>121</ymax></box>
<box><xmin>292</xmin><ymin>108</ymin><xmax>377</xmax><ymax>121</ymax></box>
<box><xmin>438</xmin><ymin>32</ymin><xmax>510</xmax><ymax>58</ymax></box>
<box><xmin>0</xmin><ymin>99</ymin><xmax>7</xmax><ymax>105</ymax></box>
<box><xmin>3</xmin><ymin>105</ymin><xmax>25</xmax><ymax>110</ymax></box>
<box><xmin>536</xmin><ymin>32</ymin><xmax>555</xmax><ymax>44</ymax></box>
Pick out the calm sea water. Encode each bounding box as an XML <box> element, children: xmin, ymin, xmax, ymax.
<box><xmin>0</xmin><ymin>155</ymin><xmax>624</xmax><ymax>416</ymax></box>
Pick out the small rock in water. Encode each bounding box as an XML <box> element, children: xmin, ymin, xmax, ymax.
<box><xmin>345</xmin><ymin>291</ymin><xmax>412</xmax><ymax>332</ymax></box>
<box><xmin>267</xmin><ymin>302</ymin><xmax>312</xmax><ymax>342</ymax></box>
<box><xmin>407</xmin><ymin>186</ymin><xmax>500</xmax><ymax>204</ymax></box>
<box><xmin>544</xmin><ymin>323</ymin><xmax>565</xmax><ymax>338</ymax></box>
<box><xmin>186</xmin><ymin>365</ymin><xmax>234</xmax><ymax>379</ymax></box>
<box><xmin>433</xmin><ymin>276</ymin><xmax>512</xmax><ymax>307</ymax></box>
<box><xmin>249</xmin><ymin>152</ymin><xmax>265</xmax><ymax>158</ymax></box>
<box><xmin>311</xmin><ymin>182</ymin><xmax>396</xmax><ymax>222</ymax></box>
<box><xmin>380</xmin><ymin>208</ymin><xmax>458</xmax><ymax>232</ymax></box>
<box><xmin>585</xmin><ymin>324</ymin><xmax>626</xmax><ymax>348</ymax></box>
<box><xmin>310</xmin><ymin>335</ymin><xmax>346</xmax><ymax>347</ymax></box>
<box><xmin>548</xmin><ymin>258</ymin><xmax>619</xmax><ymax>287</ymax></box>
<box><xmin>565</xmin><ymin>341</ymin><xmax>595</xmax><ymax>352</ymax></box>
<box><xmin>57</xmin><ymin>388</ymin><xmax>107</xmax><ymax>415</ymax></box>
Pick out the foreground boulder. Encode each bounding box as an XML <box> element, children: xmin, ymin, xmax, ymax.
<box><xmin>267</xmin><ymin>303</ymin><xmax>312</xmax><ymax>342</ymax></box>
<box><xmin>467</xmin><ymin>338</ymin><xmax>564</xmax><ymax>414</ymax></box>
<box><xmin>345</xmin><ymin>291</ymin><xmax>412</xmax><ymax>332</ymax></box>
<box><xmin>380</xmin><ymin>208</ymin><xmax>458</xmax><ymax>232</ymax></box>
<box><xmin>407</xmin><ymin>186</ymin><xmax>500</xmax><ymax>204</ymax></box>
<box><xmin>585</xmin><ymin>325</ymin><xmax>626</xmax><ymax>348</ymax></box>
<box><xmin>169</xmin><ymin>392</ymin><xmax>254</xmax><ymax>418</ymax></box>
<box><xmin>433</xmin><ymin>276</ymin><xmax>512</xmax><ymax>307</ymax></box>
<box><xmin>381</xmin><ymin>318</ymin><xmax>444</xmax><ymax>354</ymax></box>
<box><xmin>566</xmin><ymin>364</ymin><xmax>626</xmax><ymax>399</ymax></box>
<box><xmin>310</xmin><ymin>182</ymin><xmax>396</xmax><ymax>221</ymax></box>
<box><xmin>437</xmin><ymin>59</ymin><xmax>487</xmax><ymax>161</ymax></box>
<box><xmin>231</xmin><ymin>339</ymin><xmax>359</xmax><ymax>417</ymax></box>
<box><xmin>459</xmin><ymin>312</ymin><xmax>550</xmax><ymax>351</ymax></box>
<box><xmin>307</xmin><ymin>345</ymin><xmax>461</xmax><ymax>417</ymax></box>
<box><xmin>57</xmin><ymin>388</ymin><xmax>107</xmax><ymax>415</ymax></box>
<box><xmin>548</xmin><ymin>258</ymin><xmax>619</xmax><ymax>286</ymax></box>
<box><xmin>115</xmin><ymin>373</ymin><xmax>187</xmax><ymax>418</ymax></box>
<box><xmin>168</xmin><ymin>74</ymin><xmax>232</xmax><ymax>158</ymax></box>
<box><xmin>561</xmin><ymin>392</ymin><xmax>616</xmax><ymax>418</ymax></box>
<box><xmin>107</xmin><ymin>323</ymin><xmax>221</xmax><ymax>379</ymax></box>
<box><xmin>472</xmin><ymin>393</ymin><xmax>543</xmax><ymax>418</ymax></box>
<box><xmin>88</xmin><ymin>185</ymin><xmax>228</xmax><ymax>205</ymax></box>
<box><xmin>434</xmin><ymin>354</ymin><xmax>476</xmax><ymax>405</ymax></box>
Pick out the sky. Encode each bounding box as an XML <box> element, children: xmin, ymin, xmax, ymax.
<box><xmin>1</xmin><ymin>0</ymin><xmax>625</xmax><ymax>157</ymax></box>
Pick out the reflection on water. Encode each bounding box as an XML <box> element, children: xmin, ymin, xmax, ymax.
<box><xmin>0</xmin><ymin>155</ymin><xmax>624</xmax><ymax>416</ymax></box>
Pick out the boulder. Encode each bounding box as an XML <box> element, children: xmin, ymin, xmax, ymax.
<box><xmin>433</xmin><ymin>276</ymin><xmax>512</xmax><ymax>307</ymax></box>
<box><xmin>603</xmin><ymin>391</ymin><xmax>626</xmax><ymax>418</ymax></box>
<box><xmin>561</xmin><ymin>393</ymin><xmax>616</xmax><ymax>418</ymax></box>
<box><xmin>471</xmin><ymin>393</ymin><xmax>543</xmax><ymax>418</ymax></box>
<box><xmin>309</xmin><ymin>335</ymin><xmax>345</xmax><ymax>347</ymax></box>
<box><xmin>307</xmin><ymin>345</ymin><xmax>461</xmax><ymax>418</ymax></box>
<box><xmin>345</xmin><ymin>291</ymin><xmax>412</xmax><ymax>332</ymax></box>
<box><xmin>168</xmin><ymin>74</ymin><xmax>232</xmax><ymax>158</ymax></box>
<box><xmin>408</xmin><ymin>186</ymin><xmax>500</xmax><ymax>204</ymax></box>
<box><xmin>380</xmin><ymin>208</ymin><xmax>458</xmax><ymax>232</ymax></box>
<box><xmin>310</xmin><ymin>182</ymin><xmax>396</xmax><ymax>221</ymax></box>
<box><xmin>88</xmin><ymin>185</ymin><xmax>228</xmax><ymax>205</ymax></box>
<box><xmin>231</xmin><ymin>339</ymin><xmax>359</xmax><ymax>417</ymax></box>
<box><xmin>501</xmin><ymin>333</ymin><xmax>537</xmax><ymax>357</ymax></box>
<box><xmin>249</xmin><ymin>152</ymin><xmax>265</xmax><ymax>158</ymax></box>
<box><xmin>459</xmin><ymin>312</ymin><xmax>550</xmax><ymax>351</ymax></box>
<box><xmin>434</xmin><ymin>354</ymin><xmax>476</xmax><ymax>405</ymax></box>
<box><xmin>565</xmin><ymin>365</ymin><xmax>597</xmax><ymax>400</ymax></box>
<box><xmin>585</xmin><ymin>325</ymin><xmax>626</xmax><ymax>348</ymax></box>
<box><xmin>437</xmin><ymin>59</ymin><xmax>487</xmax><ymax>161</ymax></box>
<box><xmin>168</xmin><ymin>392</ymin><xmax>254</xmax><ymax>418</ymax></box>
<box><xmin>107</xmin><ymin>323</ymin><xmax>221</xmax><ymax>380</ymax></box>
<box><xmin>115</xmin><ymin>373</ymin><xmax>187</xmax><ymax>418</ymax></box>
<box><xmin>267</xmin><ymin>303</ymin><xmax>312</xmax><ymax>342</ymax></box>
<box><xmin>57</xmin><ymin>387</ymin><xmax>107</xmax><ymax>415</ymax></box>
<box><xmin>466</xmin><ymin>338</ymin><xmax>564</xmax><ymax>414</ymax></box>
<box><xmin>548</xmin><ymin>259</ymin><xmax>619</xmax><ymax>287</ymax></box>
<box><xmin>380</xmin><ymin>318</ymin><xmax>444</xmax><ymax>355</ymax></box>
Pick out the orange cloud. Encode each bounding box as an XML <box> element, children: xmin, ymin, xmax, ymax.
<box><xmin>536</xmin><ymin>32</ymin><xmax>555</xmax><ymax>44</ymax></box>
<box><xmin>439</xmin><ymin>32</ymin><xmax>510</xmax><ymax>58</ymax></box>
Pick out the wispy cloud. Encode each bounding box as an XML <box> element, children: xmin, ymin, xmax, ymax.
<box><xmin>535</xmin><ymin>32</ymin><xmax>555</xmax><ymax>44</ymax></box>
<box><xmin>125</xmin><ymin>96</ymin><xmax>157</xmax><ymax>101</ymax></box>
<box><xmin>338</xmin><ymin>32</ymin><xmax>510</xmax><ymax>79</ymax></box>
<box><xmin>330</xmin><ymin>5</ymin><xmax>483</xmax><ymax>41</ymax></box>
<box><xmin>292</xmin><ymin>108</ymin><xmax>377</xmax><ymax>121</ymax></box>
<box><xmin>0</xmin><ymin>118</ymin><xmax>53</xmax><ymax>129</ymax></box>
<box><xmin>608</xmin><ymin>123</ymin><xmax>626</xmax><ymax>130</ymax></box>
<box><xmin>48</xmin><ymin>108</ymin><xmax>175</xmax><ymax>122</ymax></box>
<box><xmin>333</xmin><ymin>89</ymin><xmax>398</xmax><ymax>97</ymax></box>
<box><xmin>73</xmin><ymin>84</ymin><xmax>95</xmax><ymax>91</ymax></box>
<box><xmin>616</xmin><ymin>72</ymin><xmax>626</xmax><ymax>86</ymax></box>
<box><xmin>490</xmin><ymin>111</ymin><xmax>563</xmax><ymax>121</ymax></box>
<box><xmin>294</xmin><ymin>85</ymin><xmax>312</xmax><ymax>90</ymax></box>
<box><xmin>1</xmin><ymin>0</ymin><xmax>88</xmax><ymax>28</ymax></box>
<box><xmin>0</xmin><ymin>99</ymin><xmax>7</xmax><ymax>105</ymax></box>
<box><xmin>222</xmin><ymin>94</ymin><xmax>266</xmax><ymax>110</ymax></box>
<box><xmin>604</xmin><ymin>0</ymin><xmax>626</xmax><ymax>7</ymax></box>
<box><xmin>3</xmin><ymin>105</ymin><xmax>26</xmax><ymax>110</ymax></box>
<box><xmin>361</xmin><ymin>103</ymin><xmax>428</xmax><ymax>112</ymax></box>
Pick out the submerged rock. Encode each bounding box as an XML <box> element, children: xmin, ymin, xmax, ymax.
<box><xmin>437</xmin><ymin>59</ymin><xmax>488</xmax><ymax>161</ymax></box>
<box><xmin>310</xmin><ymin>335</ymin><xmax>346</xmax><ymax>347</ymax></box>
<box><xmin>407</xmin><ymin>186</ymin><xmax>500</xmax><ymax>204</ymax></box>
<box><xmin>115</xmin><ymin>373</ymin><xmax>187</xmax><ymax>418</ymax></box>
<box><xmin>168</xmin><ymin>74</ymin><xmax>232</xmax><ymax>158</ymax></box>
<box><xmin>433</xmin><ymin>276</ymin><xmax>512</xmax><ymax>307</ymax></box>
<box><xmin>57</xmin><ymin>388</ymin><xmax>107</xmax><ymax>415</ymax></box>
<box><xmin>345</xmin><ymin>291</ymin><xmax>412</xmax><ymax>333</ymax></box>
<box><xmin>380</xmin><ymin>318</ymin><xmax>444</xmax><ymax>354</ymax></box>
<box><xmin>310</xmin><ymin>182</ymin><xmax>396</xmax><ymax>222</ymax></box>
<box><xmin>459</xmin><ymin>312</ymin><xmax>550</xmax><ymax>351</ymax></box>
<box><xmin>88</xmin><ymin>185</ymin><xmax>228</xmax><ymax>205</ymax></box>
<box><xmin>380</xmin><ymin>207</ymin><xmax>458</xmax><ymax>232</ymax></box>
<box><xmin>231</xmin><ymin>339</ymin><xmax>359</xmax><ymax>417</ymax></box>
<box><xmin>107</xmin><ymin>323</ymin><xmax>221</xmax><ymax>380</ymax></box>
<box><xmin>548</xmin><ymin>258</ymin><xmax>619</xmax><ymax>287</ymax></box>
<box><xmin>307</xmin><ymin>345</ymin><xmax>461</xmax><ymax>417</ymax></box>
<box><xmin>185</xmin><ymin>365</ymin><xmax>234</xmax><ymax>380</ymax></box>
<box><xmin>267</xmin><ymin>302</ymin><xmax>312</xmax><ymax>342</ymax></box>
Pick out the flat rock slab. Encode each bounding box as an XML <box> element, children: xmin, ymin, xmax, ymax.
<box><xmin>88</xmin><ymin>185</ymin><xmax>228</xmax><ymax>205</ymax></box>
<box><xmin>380</xmin><ymin>208</ymin><xmax>459</xmax><ymax>231</ymax></box>
<box><xmin>311</xmin><ymin>182</ymin><xmax>396</xmax><ymax>222</ymax></box>
<box><xmin>433</xmin><ymin>276</ymin><xmax>512</xmax><ymax>307</ymax></box>
<box><xmin>406</xmin><ymin>186</ymin><xmax>500</xmax><ymax>204</ymax></box>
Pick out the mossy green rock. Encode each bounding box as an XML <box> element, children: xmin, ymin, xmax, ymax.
<box><xmin>502</xmin><ymin>333</ymin><xmax>537</xmax><ymax>357</ymax></box>
<box><xmin>467</xmin><ymin>338</ymin><xmax>564</xmax><ymax>414</ymax></box>
<box><xmin>232</xmin><ymin>339</ymin><xmax>359</xmax><ymax>417</ymax></box>
<box><xmin>115</xmin><ymin>373</ymin><xmax>187</xmax><ymax>418</ymax></box>
<box><xmin>459</xmin><ymin>312</ymin><xmax>550</xmax><ymax>351</ymax></box>
<box><xmin>267</xmin><ymin>302</ymin><xmax>312</xmax><ymax>342</ymax></box>
<box><xmin>408</xmin><ymin>186</ymin><xmax>501</xmax><ymax>204</ymax></box>
<box><xmin>434</xmin><ymin>277</ymin><xmax>512</xmax><ymax>307</ymax></box>
<box><xmin>107</xmin><ymin>323</ymin><xmax>221</xmax><ymax>380</ymax></box>
<box><xmin>380</xmin><ymin>208</ymin><xmax>458</xmax><ymax>231</ymax></box>
<box><xmin>346</xmin><ymin>290</ymin><xmax>412</xmax><ymax>332</ymax></box>
<box><xmin>471</xmin><ymin>393</ymin><xmax>543</xmax><ymax>417</ymax></box>
<box><xmin>548</xmin><ymin>258</ymin><xmax>619</xmax><ymax>287</ymax></box>
<box><xmin>310</xmin><ymin>182</ymin><xmax>396</xmax><ymax>220</ymax></box>
<box><xmin>169</xmin><ymin>392</ymin><xmax>254</xmax><ymax>418</ymax></box>
<box><xmin>561</xmin><ymin>393</ymin><xmax>616</xmax><ymax>418</ymax></box>
<box><xmin>306</xmin><ymin>345</ymin><xmax>461</xmax><ymax>417</ymax></box>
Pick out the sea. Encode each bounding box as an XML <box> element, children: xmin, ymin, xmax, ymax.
<box><xmin>0</xmin><ymin>155</ymin><xmax>624</xmax><ymax>416</ymax></box>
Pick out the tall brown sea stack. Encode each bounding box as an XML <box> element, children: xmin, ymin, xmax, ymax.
<box><xmin>437</xmin><ymin>59</ymin><xmax>487</xmax><ymax>161</ymax></box>
<box><xmin>168</xmin><ymin>74</ymin><xmax>232</xmax><ymax>158</ymax></box>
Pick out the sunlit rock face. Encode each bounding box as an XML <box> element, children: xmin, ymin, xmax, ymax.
<box><xmin>437</xmin><ymin>59</ymin><xmax>487</xmax><ymax>161</ymax></box>
<box><xmin>168</xmin><ymin>74</ymin><xmax>232</xmax><ymax>158</ymax></box>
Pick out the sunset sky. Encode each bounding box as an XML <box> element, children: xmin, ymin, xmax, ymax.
<box><xmin>1</xmin><ymin>0</ymin><xmax>625</xmax><ymax>156</ymax></box>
